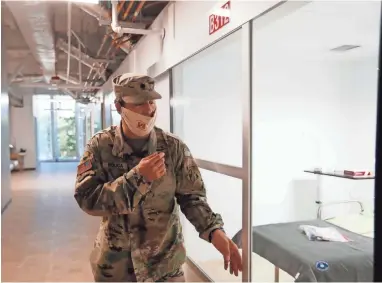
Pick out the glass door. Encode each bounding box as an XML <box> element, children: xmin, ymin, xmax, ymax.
<box><xmin>77</xmin><ymin>104</ymin><xmax>88</xmax><ymax>158</ymax></box>
<box><xmin>85</xmin><ymin>113</ymin><xmax>92</xmax><ymax>145</ymax></box>
<box><xmin>34</xmin><ymin>95</ymin><xmax>54</xmax><ymax>161</ymax></box>
<box><xmin>53</xmin><ymin>96</ymin><xmax>78</xmax><ymax>161</ymax></box>
<box><xmin>34</xmin><ymin>94</ymin><xmax>99</xmax><ymax>162</ymax></box>
<box><xmin>93</xmin><ymin>103</ymin><xmax>102</xmax><ymax>133</ymax></box>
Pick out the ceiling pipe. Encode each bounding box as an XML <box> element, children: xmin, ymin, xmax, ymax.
<box><xmin>117</xmin><ymin>0</ymin><xmax>125</xmax><ymax>16</ymax></box>
<box><xmin>99</xmin><ymin>19</ymin><xmax>147</xmax><ymax>29</ymax></box>
<box><xmin>131</xmin><ymin>1</ymin><xmax>146</xmax><ymax>22</ymax></box>
<box><xmin>77</xmin><ymin>3</ymin><xmax>154</xmax><ymax>27</ymax></box>
<box><xmin>9</xmin><ymin>61</ymin><xmax>26</xmax><ymax>83</ymax></box>
<box><xmin>75</xmin><ymin>3</ymin><xmax>134</xmax><ymax>54</ymax></box>
<box><xmin>61</xmin><ymin>88</ymin><xmax>78</xmax><ymax>100</ymax></box>
<box><xmin>89</xmin><ymin>41</ymin><xmax>115</xmax><ymax>87</ymax></box>
<box><xmin>78</xmin><ymin>40</ymin><xmax>82</xmax><ymax>84</ymax></box>
<box><xmin>57</xmin><ymin>38</ymin><xmax>112</xmax><ymax>66</ymax></box>
<box><xmin>71</xmin><ymin>30</ymin><xmax>86</xmax><ymax>49</ymax></box>
<box><xmin>11</xmin><ymin>75</ymin><xmax>45</xmax><ymax>83</ymax></box>
<box><xmin>111</xmin><ymin>1</ymin><xmax>164</xmax><ymax>36</ymax></box>
<box><xmin>122</xmin><ymin>0</ymin><xmax>135</xmax><ymax>20</ymax></box>
<box><xmin>57</xmin><ymin>72</ymin><xmax>81</xmax><ymax>85</ymax></box>
<box><xmin>71</xmin><ymin>30</ymin><xmax>85</xmax><ymax>83</ymax></box>
<box><xmin>14</xmin><ymin>82</ymin><xmax>102</xmax><ymax>90</ymax></box>
<box><xmin>57</xmin><ymin>38</ymin><xmax>107</xmax><ymax>77</ymax></box>
<box><xmin>85</xmin><ymin>35</ymin><xmax>109</xmax><ymax>87</ymax></box>
<box><xmin>67</xmin><ymin>1</ymin><xmax>72</xmax><ymax>83</ymax></box>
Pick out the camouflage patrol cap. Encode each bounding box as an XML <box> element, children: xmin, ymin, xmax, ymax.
<box><xmin>112</xmin><ymin>73</ymin><xmax>162</xmax><ymax>104</ymax></box>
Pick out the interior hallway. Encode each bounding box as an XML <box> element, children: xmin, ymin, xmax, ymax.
<box><xmin>1</xmin><ymin>162</ymin><xmax>204</xmax><ymax>282</ymax></box>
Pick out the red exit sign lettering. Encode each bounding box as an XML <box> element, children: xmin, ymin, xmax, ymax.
<box><xmin>209</xmin><ymin>1</ymin><xmax>231</xmax><ymax>35</ymax></box>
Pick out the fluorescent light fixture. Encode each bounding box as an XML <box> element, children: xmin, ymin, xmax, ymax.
<box><xmin>330</xmin><ymin>45</ymin><xmax>361</xmax><ymax>52</ymax></box>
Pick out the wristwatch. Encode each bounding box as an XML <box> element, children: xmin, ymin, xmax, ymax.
<box><xmin>209</xmin><ymin>227</ymin><xmax>225</xmax><ymax>243</ymax></box>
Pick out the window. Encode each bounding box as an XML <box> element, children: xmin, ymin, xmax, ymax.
<box><xmin>182</xmin><ymin>169</ymin><xmax>242</xmax><ymax>282</ymax></box>
<box><xmin>172</xmin><ymin>30</ymin><xmax>243</xmax><ymax>167</ymax></box>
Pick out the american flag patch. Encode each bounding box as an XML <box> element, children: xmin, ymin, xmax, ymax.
<box><xmin>77</xmin><ymin>160</ymin><xmax>93</xmax><ymax>175</ymax></box>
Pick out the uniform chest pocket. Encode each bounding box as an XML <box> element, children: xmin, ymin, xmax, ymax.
<box><xmin>102</xmin><ymin>162</ymin><xmax>131</xmax><ymax>181</ymax></box>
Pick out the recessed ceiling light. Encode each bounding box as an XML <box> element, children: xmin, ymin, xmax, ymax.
<box><xmin>330</xmin><ymin>45</ymin><xmax>361</xmax><ymax>52</ymax></box>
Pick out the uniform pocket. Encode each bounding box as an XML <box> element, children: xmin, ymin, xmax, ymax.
<box><xmin>90</xmin><ymin>247</ymin><xmax>136</xmax><ymax>282</ymax></box>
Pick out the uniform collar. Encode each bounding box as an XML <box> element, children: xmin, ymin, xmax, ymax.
<box><xmin>112</xmin><ymin>122</ymin><xmax>157</xmax><ymax>157</ymax></box>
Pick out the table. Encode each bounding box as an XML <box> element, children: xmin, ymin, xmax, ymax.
<box><xmin>10</xmin><ymin>152</ymin><xmax>27</xmax><ymax>171</ymax></box>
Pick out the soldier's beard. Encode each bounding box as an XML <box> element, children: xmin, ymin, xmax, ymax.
<box><xmin>121</xmin><ymin>108</ymin><xmax>157</xmax><ymax>137</ymax></box>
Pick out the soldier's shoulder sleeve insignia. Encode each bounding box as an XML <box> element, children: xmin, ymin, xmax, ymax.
<box><xmin>184</xmin><ymin>148</ymin><xmax>191</xmax><ymax>157</ymax></box>
<box><xmin>77</xmin><ymin>156</ymin><xmax>94</xmax><ymax>175</ymax></box>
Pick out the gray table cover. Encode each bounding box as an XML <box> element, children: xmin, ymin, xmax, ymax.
<box><xmin>232</xmin><ymin>219</ymin><xmax>373</xmax><ymax>282</ymax></box>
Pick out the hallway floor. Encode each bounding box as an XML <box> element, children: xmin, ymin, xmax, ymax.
<box><xmin>1</xmin><ymin>162</ymin><xmax>204</xmax><ymax>282</ymax></box>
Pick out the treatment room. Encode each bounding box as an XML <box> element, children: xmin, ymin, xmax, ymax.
<box><xmin>168</xmin><ymin>1</ymin><xmax>381</xmax><ymax>282</ymax></box>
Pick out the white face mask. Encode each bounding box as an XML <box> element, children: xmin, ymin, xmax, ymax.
<box><xmin>120</xmin><ymin>108</ymin><xmax>157</xmax><ymax>137</ymax></box>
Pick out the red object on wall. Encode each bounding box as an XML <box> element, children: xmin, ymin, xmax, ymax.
<box><xmin>209</xmin><ymin>1</ymin><xmax>231</xmax><ymax>35</ymax></box>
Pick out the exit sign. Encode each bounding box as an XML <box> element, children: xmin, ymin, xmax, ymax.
<box><xmin>209</xmin><ymin>1</ymin><xmax>231</xmax><ymax>35</ymax></box>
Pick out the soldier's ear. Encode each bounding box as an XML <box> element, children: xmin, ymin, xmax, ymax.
<box><xmin>115</xmin><ymin>102</ymin><xmax>122</xmax><ymax>114</ymax></box>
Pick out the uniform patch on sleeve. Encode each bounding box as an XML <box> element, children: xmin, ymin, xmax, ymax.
<box><xmin>184</xmin><ymin>149</ymin><xmax>191</xmax><ymax>157</ymax></box>
<box><xmin>77</xmin><ymin>159</ymin><xmax>94</xmax><ymax>175</ymax></box>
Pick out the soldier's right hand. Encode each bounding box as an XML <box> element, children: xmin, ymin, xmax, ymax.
<box><xmin>136</xmin><ymin>152</ymin><xmax>166</xmax><ymax>182</ymax></box>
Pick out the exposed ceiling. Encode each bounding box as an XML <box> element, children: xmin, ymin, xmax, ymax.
<box><xmin>255</xmin><ymin>1</ymin><xmax>381</xmax><ymax>61</ymax></box>
<box><xmin>2</xmin><ymin>0</ymin><xmax>168</xmax><ymax>104</ymax></box>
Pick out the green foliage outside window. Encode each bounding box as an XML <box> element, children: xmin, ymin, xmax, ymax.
<box><xmin>58</xmin><ymin>116</ymin><xmax>76</xmax><ymax>158</ymax></box>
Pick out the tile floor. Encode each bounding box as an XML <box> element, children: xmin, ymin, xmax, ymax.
<box><xmin>1</xmin><ymin>162</ymin><xmax>205</xmax><ymax>282</ymax></box>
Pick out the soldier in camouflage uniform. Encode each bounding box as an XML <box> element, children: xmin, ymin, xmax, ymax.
<box><xmin>74</xmin><ymin>73</ymin><xmax>242</xmax><ymax>282</ymax></box>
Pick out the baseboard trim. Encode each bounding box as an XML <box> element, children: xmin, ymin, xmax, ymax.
<box><xmin>1</xmin><ymin>198</ymin><xmax>12</xmax><ymax>215</ymax></box>
<box><xmin>186</xmin><ymin>257</ymin><xmax>213</xmax><ymax>282</ymax></box>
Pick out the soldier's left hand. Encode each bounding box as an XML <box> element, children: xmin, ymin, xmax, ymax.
<box><xmin>211</xmin><ymin>229</ymin><xmax>242</xmax><ymax>276</ymax></box>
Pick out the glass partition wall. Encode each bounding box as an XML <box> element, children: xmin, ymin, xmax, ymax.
<box><xmin>250</xmin><ymin>1</ymin><xmax>379</xmax><ymax>282</ymax></box>
<box><xmin>171</xmin><ymin>27</ymin><xmax>251</xmax><ymax>282</ymax></box>
<box><xmin>171</xmin><ymin>1</ymin><xmax>381</xmax><ymax>282</ymax></box>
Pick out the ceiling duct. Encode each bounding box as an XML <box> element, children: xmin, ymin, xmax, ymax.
<box><xmin>75</xmin><ymin>2</ymin><xmax>110</xmax><ymax>23</ymax></box>
<box><xmin>6</xmin><ymin>1</ymin><xmax>56</xmax><ymax>82</ymax></box>
<box><xmin>110</xmin><ymin>1</ymin><xmax>164</xmax><ymax>36</ymax></box>
<box><xmin>8</xmin><ymin>90</ymin><xmax>24</xmax><ymax>108</ymax></box>
<box><xmin>14</xmin><ymin>82</ymin><xmax>102</xmax><ymax>91</ymax></box>
<box><xmin>56</xmin><ymin>38</ymin><xmax>107</xmax><ymax>78</ymax></box>
<box><xmin>75</xmin><ymin>2</ymin><xmax>128</xmax><ymax>54</ymax></box>
<box><xmin>75</xmin><ymin>2</ymin><xmax>157</xmax><ymax>53</ymax></box>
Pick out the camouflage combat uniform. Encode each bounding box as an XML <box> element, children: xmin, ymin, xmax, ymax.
<box><xmin>74</xmin><ymin>125</ymin><xmax>224</xmax><ymax>282</ymax></box>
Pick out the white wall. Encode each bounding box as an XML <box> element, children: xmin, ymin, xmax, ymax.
<box><xmin>329</xmin><ymin>58</ymin><xmax>377</xmax><ymax>213</ymax></box>
<box><xmin>252</xmin><ymin>56</ymin><xmax>377</xmax><ymax>225</ymax></box>
<box><xmin>251</xmin><ymin>1</ymin><xmax>379</xmax><ymax>224</ymax></box>
<box><xmin>10</xmin><ymin>93</ymin><xmax>37</xmax><ymax>169</ymax></box>
<box><xmin>98</xmin><ymin>0</ymin><xmax>281</xmax><ymax>93</ymax></box>
<box><xmin>154</xmin><ymin>72</ymin><xmax>171</xmax><ymax>131</ymax></box>
<box><xmin>100</xmin><ymin>1</ymin><xmax>281</xmax><ymax>134</ymax></box>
